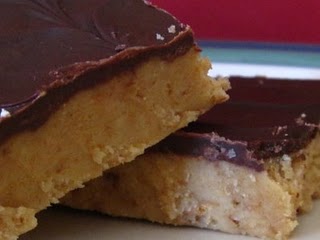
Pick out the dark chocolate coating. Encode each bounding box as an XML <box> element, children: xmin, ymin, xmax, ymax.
<box><xmin>197</xmin><ymin>77</ymin><xmax>320</xmax><ymax>158</ymax></box>
<box><xmin>0</xmin><ymin>0</ymin><xmax>195</xmax><ymax>142</ymax></box>
<box><xmin>151</xmin><ymin>131</ymin><xmax>264</xmax><ymax>171</ymax></box>
<box><xmin>155</xmin><ymin>77</ymin><xmax>320</xmax><ymax>171</ymax></box>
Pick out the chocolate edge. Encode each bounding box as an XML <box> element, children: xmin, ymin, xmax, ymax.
<box><xmin>150</xmin><ymin>76</ymin><xmax>320</xmax><ymax>172</ymax></box>
<box><xmin>150</xmin><ymin>131</ymin><xmax>265</xmax><ymax>172</ymax></box>
<box><xmin>0</xmin><ymin>28</ymin><xmax>196</xmax><ymax>144</ymax></box>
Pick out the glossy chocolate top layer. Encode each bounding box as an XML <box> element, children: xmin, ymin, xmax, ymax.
<box><xmin>151</xmin><ymin>131</ymin><xmax>264</xmax><ymax>171</ymax></box>
<box><xmin>155</xmin><ymin>77</ymin><xmax>320</xmax><ymax>171</ymax></box>
<box><xmin>0</xmin><ymin>0</ymin><xmax>194</xmax><ymax>141</ymax></box>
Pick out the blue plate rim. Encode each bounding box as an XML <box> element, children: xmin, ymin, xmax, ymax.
<box><xmin>199</xmin><ymin>40</ymin><xmax>320</xmax><ymax>68</ymax></box>
<box><xmin>199</xmin><ymin>40</ymin><xmax>320</xmax><ymax>53</ymax></box>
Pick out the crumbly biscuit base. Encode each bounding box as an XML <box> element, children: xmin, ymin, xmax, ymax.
<box><xmin>0</xmin><ymin>207</ymin><xmax>36</xmax><ymax>240</ymax></box>
<box><xmin>63</xmin><ymin>133</ymin><xmax>320</xmax><ymax>240</ymax></box>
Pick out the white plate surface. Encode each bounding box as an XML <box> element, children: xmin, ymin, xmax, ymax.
<box><xmin>21</xmin><ymin>63</ymin><xmax>320</xmax><ymax>240</ymax></box>
<box><xmin>20</xmin><ymin>200</ymin><xmax>320</xmax><ymax>240</ymax></box>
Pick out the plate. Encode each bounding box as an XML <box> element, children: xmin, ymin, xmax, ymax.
<box><xmin>21</xmin><ymin>43</ymin><xmax>320</xmax><ymax>240</ymax></box>
<box><xmin>18</xmin><ymin>200</ymin><xmax>320</xmax><ymax>240</ymax></box>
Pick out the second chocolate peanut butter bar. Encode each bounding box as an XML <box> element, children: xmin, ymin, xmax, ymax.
<box><xmin>63</xmin><ymin>77</ymin><xmax>320</xmax><ymax>240</ymax></box>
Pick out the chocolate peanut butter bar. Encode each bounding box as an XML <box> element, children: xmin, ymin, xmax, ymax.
<box><xmin>0</xmin><ymin>0</ymin><xmax>229</xmax><ymax>238</ymax></box>
<box><xmin>63</xmin><ymin>77</ymin><xmax>320</xmax><ymax>240</ymax></box>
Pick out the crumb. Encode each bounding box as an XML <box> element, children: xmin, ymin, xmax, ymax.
<box><xmin>156</xmin><ymin>33</ymin><xmax>164</xmax><ymax>41</ymax></box>
<box><xmin>295</xmin><ymin>114</ymin><xmax>306</xmax><ymax>126</ymax></box>
<box><xmin>111</xmin><ymin>31</ymin><xmax>117</xmax><ymax>39</ymax></box>
<box><xmin>226</xmin><ymin>149</ymin><xmax>236</xmax><ymax>159</ymax></box>
<box><xmin>0</xmin><ymin>109</ymin><xmax>10</xmax><ymax>118</ymax></box>
<box><xmin>168</xmin><ymin>25</ymin><xmax>176</xmax><ymax>34</ymax></box>
<box><xmin>282</xmin><ymin>154</ymin><xmax>292</xmax><ymax>162</ymax></box>
<box><xmin>115</xmin><ymin>44</ymin><xmax>127</xmax><ymax>52</ymax></box>
<box><xmin>272</xmin><ymin>126</ymin><xmax>288</xmax><ymax>136</ymax></box>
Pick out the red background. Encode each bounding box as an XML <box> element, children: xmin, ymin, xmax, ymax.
<box><xmin>150</xmin><ymin>0</ymin><xmax>320</xmax><ymax>44</ymax></box>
